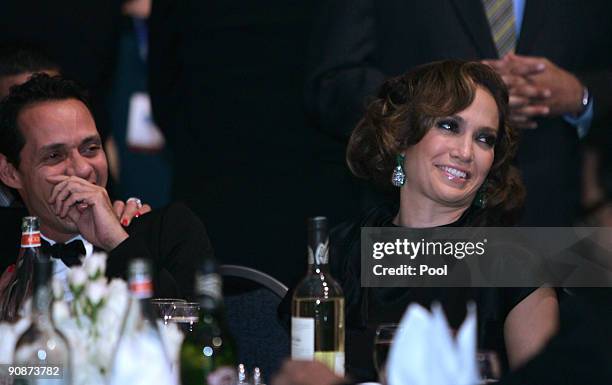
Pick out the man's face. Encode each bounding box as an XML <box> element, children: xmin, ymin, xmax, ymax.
<box><xmin>9</xmin><ymin>99</ymin><xmax>108</xmax><ymax>238</ymax></box>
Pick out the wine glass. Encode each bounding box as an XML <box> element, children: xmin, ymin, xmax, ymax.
<box><xmin>150</xmin><ymin>298</ymin><xmax>187</xmax><ymax>324</ymax></box>
<box><xmin>373</xmin><ymin>324</ymin><xmax>399</xmax><ymax>383</ymax></box>
<box><xmin>167</xmin><ymin>302</ymin><xmax>200</xmax><ymax>333</ymax></box>
<box><xmin>477</xmin><ymin>350</ymin><xmax>501</xmax><ymax>384</ymax></box>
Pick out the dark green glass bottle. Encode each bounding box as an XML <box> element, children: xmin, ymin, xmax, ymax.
<box><xmin>180</xmin><ymin>259</ymin><xmax>237</xmax><ymax>385</ymax></box>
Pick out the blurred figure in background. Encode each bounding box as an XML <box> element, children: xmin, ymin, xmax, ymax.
<box><xmin>0</xmin><ymin>0</ymin><xmax>122</xmax><ymax>142</ymax></box>
<box><xmin>108</xmin><ymin>0</ymin><xmax>171</xmax><ymax>208</ymax></box>
<box><xmin>580</xmin><ymin>128</ymin><xmax>612</xmax><ymax>227</ymax></box>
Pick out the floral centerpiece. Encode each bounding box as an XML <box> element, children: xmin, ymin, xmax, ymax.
<box><xmin>0</xmin><ymin>253</ymin><xmax>183</xmax><ymax>385</ymax></box>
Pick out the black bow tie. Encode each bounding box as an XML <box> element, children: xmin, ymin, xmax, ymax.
<box><xmin>41</xmin><ymin>239</ymin><xmax>86</xmax><ymax>267</ymax></box>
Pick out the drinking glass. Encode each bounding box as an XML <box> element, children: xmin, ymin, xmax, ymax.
<box><xmin>477</xmin><ymin>350</ymin><xmax>501</xmax><ymax>384</ymax></box>
<box><xmin>150</xmin><ymin>298</ymin><xmax>187</xmax><ymax>324</ymax></box>
<box><xmin>168</xmin><ymin>302</ymin><xmax>200</xmax><ymax>333</ymax></box>
<box><xmin>373</xmin><ymin>324</ymin><xmax>399</xmax><ymax>383</ymax></box>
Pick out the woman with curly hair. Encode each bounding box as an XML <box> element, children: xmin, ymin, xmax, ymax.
<box><xmin>276</xmin><ymin>60</ymin><xmax>558</xmax><ymax>385</ymax></box>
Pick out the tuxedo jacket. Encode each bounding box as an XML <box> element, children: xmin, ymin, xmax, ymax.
<box><xmin>0</xmin><ymin>203</ymin><xmax>214</xmax><ymax>299</ymax></box>
<box><xmin>305</xmin><ymin>0</ymin><xmax>612</xmax><ymax>226</ymax></box>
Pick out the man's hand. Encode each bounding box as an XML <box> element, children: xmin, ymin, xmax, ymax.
<box><xmin>272</xmin><ymin>361</ymin><xmax>345</xmax><ymax>385</ymax></box>
<box><xmin>506</xmin><ymin>54</ymin><xmax>585</xmax><ymax>117</ymax></box>
<box><xmin>113</xmin><ymin>198</ymin><xmax>152</xmax><ymax>227</ymax></box>
<box><xmin>47</xmin><ymin>175</ymin><xmax>128</xmax><ymax>251</ymax></box>
<box><xmin>484</xmin><ymin>55</ymin><xmax>549</xmax><ymax>129</ymax></box>
<box><xmin>484</xmin><ymin>54</ymin><xmax>585</xmax><ymax>128</ymax></box>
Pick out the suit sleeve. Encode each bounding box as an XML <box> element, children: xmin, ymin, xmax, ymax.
<box><xmin>106</xmin><ymin>203</ymin><xmax>215</xmax><ymax>299</ymax></box>
<box><xmin>304</xmin><ymin>0</ymin><xmax>386</xmax><ymax>140</ymax></box>
<box><xmin>578</xmin><ymin>69</ymin><xmax>612</xmax><ymax>129</ymax></box>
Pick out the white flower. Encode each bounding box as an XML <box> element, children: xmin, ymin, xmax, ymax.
<box><xmin>69</xmin><ymin>266</ymin><xmax>88</xmax><ymax>288</ymax></box>
<box><xmin>106</xmin><ymin>279</ymin><xmax>129</xmax><ymax>317</ymax></box>
<box><xmin>85</xmin><ymin>278</ymin><xmax>108</xmax><ymax>306</ymax></box>
<box><xmin>51</xmin><ymin>277</ymin><xmax>64</xmax><ymax>300</ymax></box>
<box><xmin>52</xmin><ymin>301</ymin><xmax>71</xmax><ymax>324</ymax></box>
<box><xmin>84</xmin><ymin>252</ymin><xmax>107</xmax><ymax>278</ymax></box>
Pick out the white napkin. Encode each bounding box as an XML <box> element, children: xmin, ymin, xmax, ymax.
<box><xmin>386</xmin><ymin>302</ymin><xmax>478</xmax><ymax>385</ymax></box>
<box><xmin>0</xmin><ymin>318</ymin><xmax>30</xmax><ymax>363</ymax></box>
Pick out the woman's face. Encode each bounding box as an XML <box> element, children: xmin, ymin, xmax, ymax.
<box><xmin>402</xmin><ymin>86</ymin><xmax>499</xmax><ymax>208</ymax></box>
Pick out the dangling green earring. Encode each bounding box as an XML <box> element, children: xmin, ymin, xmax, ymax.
<box><xmin>474</xmin><ymin>180</ymin><xmax>488</xmax><ymax>208</ymax></box>
<box><xmin>391</xmin><ymin>154</ymin><xmax>406</xmax><ymax>187</ymax></box>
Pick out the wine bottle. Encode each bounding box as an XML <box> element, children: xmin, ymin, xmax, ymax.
<box><xmin>291</xmin><ymin>217</ymin><xmax>345</xmax><ymax>375</ymax></box>
<box><xmin>0</xmin><ymin>216</ymin><xmax>42</xmax><ymax>322</ymax></box>
<box><xmin>13</xmin><ymin>257</ymin><xmax>72</xmax><ymax>384</ymax></box>
<box><xmin>109</xmin><ymin>258</ymin><xmax>175</xmax><ymax>385</ymax></box>
<box><xmin>180</xmin><ymin>259</ymin><xmax>237</xmax><ymax>385</ymax></box>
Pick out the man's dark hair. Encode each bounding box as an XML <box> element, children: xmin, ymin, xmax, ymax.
<box><xmin>0</xmin><ymin>44</ymin><xmax>59</xmax><ymax>78</ymax></box>
<box><xmin>0</xmin><ymin>73</ymin><xmax>92</xmax><ymax>167</ymax></box>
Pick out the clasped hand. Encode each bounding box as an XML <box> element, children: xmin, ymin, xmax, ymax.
<box><xmin>483</xmin><ymin>53</ymin><xmax>585</xmax><ymax>129</ymax></box>
<box><xmin>46</xmin><ymin>175</ymin><xmax>148</xmax><ymax>251</ymax></box>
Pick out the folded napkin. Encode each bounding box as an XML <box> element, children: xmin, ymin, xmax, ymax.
<box><xmin>0</xmin><ymin>318</ymin><xmax>31</xmax><ymax>363</ymax></box>
<box><xmin>386</xmin><ymin>302</ymin><xmax>478</xmax><ymax>385</ymax></box>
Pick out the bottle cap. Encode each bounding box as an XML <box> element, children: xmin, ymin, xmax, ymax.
<box><xmin>307</xmin><ymin>216</ymin><xmax>328</xmax><ymax>233</ymax></box>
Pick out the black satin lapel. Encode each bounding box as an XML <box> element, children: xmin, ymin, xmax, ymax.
<box><xmin>516</xmin><ymin>0</ymin><xmax>547</xmax><ymax>54</ymax></box>
<box><xmin>448</xmin><ymin>0</ymin><xmax>499</xmax><ymax>58</ymax></box>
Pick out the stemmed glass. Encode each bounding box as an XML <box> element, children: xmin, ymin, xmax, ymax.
<box><xmin>150</xmin><ymin>298</ymin><xmax>187</xmax><ymax>324</ymax></box>
<box><xmin>169</xmin><ymin>302</ymin><xmax>200</xmax><ymax>333</ymax></box>
<box><xmin>373</xmin><ymin>324</ymin><xmax>399</xmax><ymax>383</ymax></box>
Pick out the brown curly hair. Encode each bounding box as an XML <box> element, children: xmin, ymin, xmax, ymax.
<box><xmin>347</xmin><ymin>60</ymin><xmax>525</xmax><ymax>225</ymax></box>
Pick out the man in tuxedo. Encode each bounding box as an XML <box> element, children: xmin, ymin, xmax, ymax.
<box><xmin>0</xmin><ymin>74</ymin><xmax>214</xmax><ymax>298</ymax></box>
<box><xmin>305</xmin><ymin>0</ymin><xmax>612</xmax><ymax>226</ymax></box>
<box><xmin>0</xmin><ymin>44</ymin><xmax>61</xmax><ymax>207</ymax></box>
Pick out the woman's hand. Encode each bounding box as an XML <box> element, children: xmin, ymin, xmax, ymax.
<box><xmin>112</xmin><ymin>197</ymin><xmax>152</xmax><ymax>227</ymax></box>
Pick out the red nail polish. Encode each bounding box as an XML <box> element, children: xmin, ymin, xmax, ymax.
<box><xmin>121</xmin><ymin>219</ymin><xmax>129</xmax><ymax>226</ymax></box>
<box><xmin>135</xmin><ymin>211</ymin><xmax>141</xmax><ymax>218</ymax></box>
<box><xmin>7</xmin><ymin>264</ymin><xmax>15</xmax><ymax>273</ymax></box>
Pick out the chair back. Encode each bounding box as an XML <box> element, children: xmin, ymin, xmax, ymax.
<box><xmin>219</xmin><ymin>264</ymin><xmax>290</xmax><ymax>382</ymax></box>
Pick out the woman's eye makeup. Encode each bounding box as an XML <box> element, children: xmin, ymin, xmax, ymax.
<box><xmin>436</xmin><ymin>118</ymin><xmax>460</xmax><ymax>132</ymax></box>
<box><xmin>477</xmin><ymin>133</ymin><xmax>498</xmax><ymax>147</ymax></box>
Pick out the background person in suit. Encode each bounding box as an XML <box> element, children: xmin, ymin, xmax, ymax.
<box><xmin>305</xmin><ymin>0</ymin><xmax>612</xmax><ymax>226</ymax></box>
<box><xmin>0</xmin><ymin>74</ymin><xmax>214</xmax><ymax>309</ymax></box>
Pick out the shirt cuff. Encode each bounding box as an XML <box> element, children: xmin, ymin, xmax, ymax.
<box><xmin>563</xmin><ymin>96</ymin><xmax>594</xmax><ymax>139</ymax></box>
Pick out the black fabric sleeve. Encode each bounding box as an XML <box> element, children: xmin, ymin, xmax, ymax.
<box><xmin>304</xmin><ymin>0</ymin><xmax>386</xmax><ymax>139</ymax></box>
<box><xmin>106</xmin><ymin>202</ymin><xmax>214</xmax><ymax>299</ymax></box>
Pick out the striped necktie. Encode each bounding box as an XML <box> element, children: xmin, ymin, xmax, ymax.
<box><xmin>482</xmin><ymin>0</ymin><xmax>516</xmax><ymax>57</ymax></box>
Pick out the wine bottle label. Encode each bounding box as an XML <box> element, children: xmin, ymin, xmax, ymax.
<box><xmin>314</xmin><ymin>351</ymin><xmax>345</xmax><ymax>376</ymax></box>
<box><xmin>20</xmin><ymin>231</ymin><xmax>41</xmax><ymax>248</ymax></box>
<box><xmin>291</xmin><ymin>316</ymin><xmax>315</xmax><ymax>359</ymax></box>
<box><xmin>129</xmin><ymin>279</ymin><xmax>153</xmax><ymax>298</ymax></box>
<box><xmin>307</xmin><ymin>240</ymin><xmax>329</xmax><ymax>265</ymax></box>
<box><xmin>195</xmin><ymin>273</ymin><xmax>222</xmax><ymax>300</ymax></box>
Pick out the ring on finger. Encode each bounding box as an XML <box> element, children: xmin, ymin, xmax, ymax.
<box><xmin>127</xmin><ymin>197</ymin><xmax>143</xmax><ymax>209</ymax></box>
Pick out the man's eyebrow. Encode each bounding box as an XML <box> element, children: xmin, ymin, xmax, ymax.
<box><xmin>80</xmin><ymin>135</ymin><xmax>102</xmax><ymax>146</ymax></box>
<box><xmin>39</xmin><ymin>143</ymin><xmax>66</xmax><ymax>154</ymax></box>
